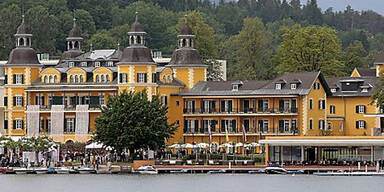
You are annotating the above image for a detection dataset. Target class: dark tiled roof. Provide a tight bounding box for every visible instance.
[117,46,155,65]
[176,72,330,97]
[7,48,40,65]
[16,22,31,34]
[180,23,193,35]
[328,76,380,97]
[355,68,376,77]
[167,48,206,67]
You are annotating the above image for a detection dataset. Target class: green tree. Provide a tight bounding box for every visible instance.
[0,4,21,59]
[343,41,367,74]
[88,30,117,50]
[222,17,273,80]
[94,91,176,154]
[276,25,345,77]
[371,70,384,107]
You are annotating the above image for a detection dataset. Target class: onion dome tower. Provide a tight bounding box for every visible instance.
[117,12,155,65]
[7,15,40,65]
[61,18,84,60]
[167,18,207,88]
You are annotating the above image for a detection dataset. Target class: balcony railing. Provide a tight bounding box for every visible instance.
[36,104,102,111]
[183,108,298,114]
[183,127,298,135]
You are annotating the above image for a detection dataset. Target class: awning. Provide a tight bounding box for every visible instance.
[259,139,384,146]
[85,142,112,150]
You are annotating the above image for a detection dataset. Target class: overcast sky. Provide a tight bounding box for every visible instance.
[300,0,384,15]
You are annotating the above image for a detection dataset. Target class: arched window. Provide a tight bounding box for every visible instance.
[96,75,99,82]
[54,75,58,83]
[137,36,141,44]
[74,41,79,49]
[182,39,186,47]
[26,38,30,47]
[75,75,79,83]
[49,75,53,83]
[106,74,110,82]
[79,75,83,82]
[44,76,48,83]
[130,36,134,44]
[19,38,24,46]
[70,75,74,83]
[101,75,105,82]
[69,41,73,49]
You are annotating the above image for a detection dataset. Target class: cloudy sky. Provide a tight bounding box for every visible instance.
[300,0,384,15]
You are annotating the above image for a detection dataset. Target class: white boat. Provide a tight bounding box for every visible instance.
[77,167,96,174]
[56,167,71,174]
[314,171,384,176]
[34,168,48,174]
[264,166,288,174]
[136,165,158,175]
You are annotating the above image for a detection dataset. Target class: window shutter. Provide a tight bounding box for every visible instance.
[258,100,263,111]
[356,106,359,113]
[64,118,67,132]
[144,73,147,83]
[21,97,23,106]
[119,73,122,83]
[258,120,263,131]
[21,120,23,129]
[13,120,16,129]
[4,75,7,84]
[318,100,321,109]
[13,75,16,84]
[279,100,284,112]
[356,121,359,129]
[228,100,233,112]
[13,97,16,106]
[200,120,204,133]
[46,119,49,132]
[21,75,24,84]
[363,121,366,129]
[279,120,284,132]
[194,120,199,133]
[183,120,187,133]
[200,100,204,113]
[4,120,8,129]
[221,120,225,132]
[4,96,7,106]
[41,96,45,106]
[232,120,236,132]
[221,100,225,112]
[74,119,76,132]
[363,106,366,113]
[322,100,326,109]
[291,100,297,111]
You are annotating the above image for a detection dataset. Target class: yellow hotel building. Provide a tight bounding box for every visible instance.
[1,15,384,164]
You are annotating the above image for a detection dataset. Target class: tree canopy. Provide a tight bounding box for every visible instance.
[94,91,176,153]
[276,25,345,77]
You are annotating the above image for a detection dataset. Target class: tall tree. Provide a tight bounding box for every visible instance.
[276,25,345,77]
[0,4,21,60]
[94,91,176,154]
[88,30,117,50]
[222,17,273,80]
[343,41,367,73]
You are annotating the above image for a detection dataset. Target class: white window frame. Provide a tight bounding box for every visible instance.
[358,105,365,113]
[15,96,23,106]
[319,99,326,110]
[284,120,290,132]
[66,118,75,133]
[232,84,238,91]
[362,88,368,93]
[121,73,127,83]
[275,83,281,90]
[330,105,335,114]
[69,62,74,68]
[319,119,325,130]
[95,62,100,67]
[290,83,296,90]
[331,88,336,93]
[314,82,320,90]
[81,62,87,67]
[137,73,146,83]
[107,61,114,67]
[358,120,366,129]
[15,74,23,84]
[15,119,23,130]
[99,94,105,105]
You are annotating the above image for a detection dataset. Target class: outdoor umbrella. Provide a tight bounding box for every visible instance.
[197,143,209,148]
[169,144,181,149]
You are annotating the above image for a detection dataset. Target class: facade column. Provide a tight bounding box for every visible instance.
[371,146,374,162]
[301,146,305,162]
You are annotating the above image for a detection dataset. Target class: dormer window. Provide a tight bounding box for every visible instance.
[107,61,113,67]
[69,62,74,68]
[290,83,296,90]
[95,62,100,67]
[275,83,281,90]
[81,62,87,67]
[362,88,368,93]
[331,88,337,93]
[232,84,239,91]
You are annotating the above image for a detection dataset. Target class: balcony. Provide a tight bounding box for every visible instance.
[33,104,102,112]
[183,107,298,116]
[183,127,298,136]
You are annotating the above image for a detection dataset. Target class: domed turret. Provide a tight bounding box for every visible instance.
[118,12,155,65]
[61,17,84,60]
[7,15,40,65]
[167,18,206,68]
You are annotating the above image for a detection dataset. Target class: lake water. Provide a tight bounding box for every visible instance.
[0,174,382,192]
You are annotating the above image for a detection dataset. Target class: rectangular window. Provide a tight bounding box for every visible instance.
[15,74,23,84]
[81,62,87,67]
[15,119,23,129]
[356,120,366,129]
[4,119,8,129]
[290,83,296,90]
[47,119,51,133]
[99,95,105,105]
[356,105,366,114]
[69,62,74,67]
[65,118,75,133]
[186,119,197,133]
[314,82,320,90]
[330,105,335,114]
[291,120,297,132]
[309,119,313,130]
[40,119,44,132]
[221,100,233,113]
[107,61,113,67]
[14,96,23,106]
[95,62,100,67]
[120,73,127,83]
[221,119,236,132]
[319,99,326,110]
[275,83,281,90]
[319,119,325,130]
[186,100,195,113]
[309,99,313,110]
[137,73,147,83]
[284,120,290,132]
[161,95,167,106]
[327,122,332,131]
[176,101,180,106]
